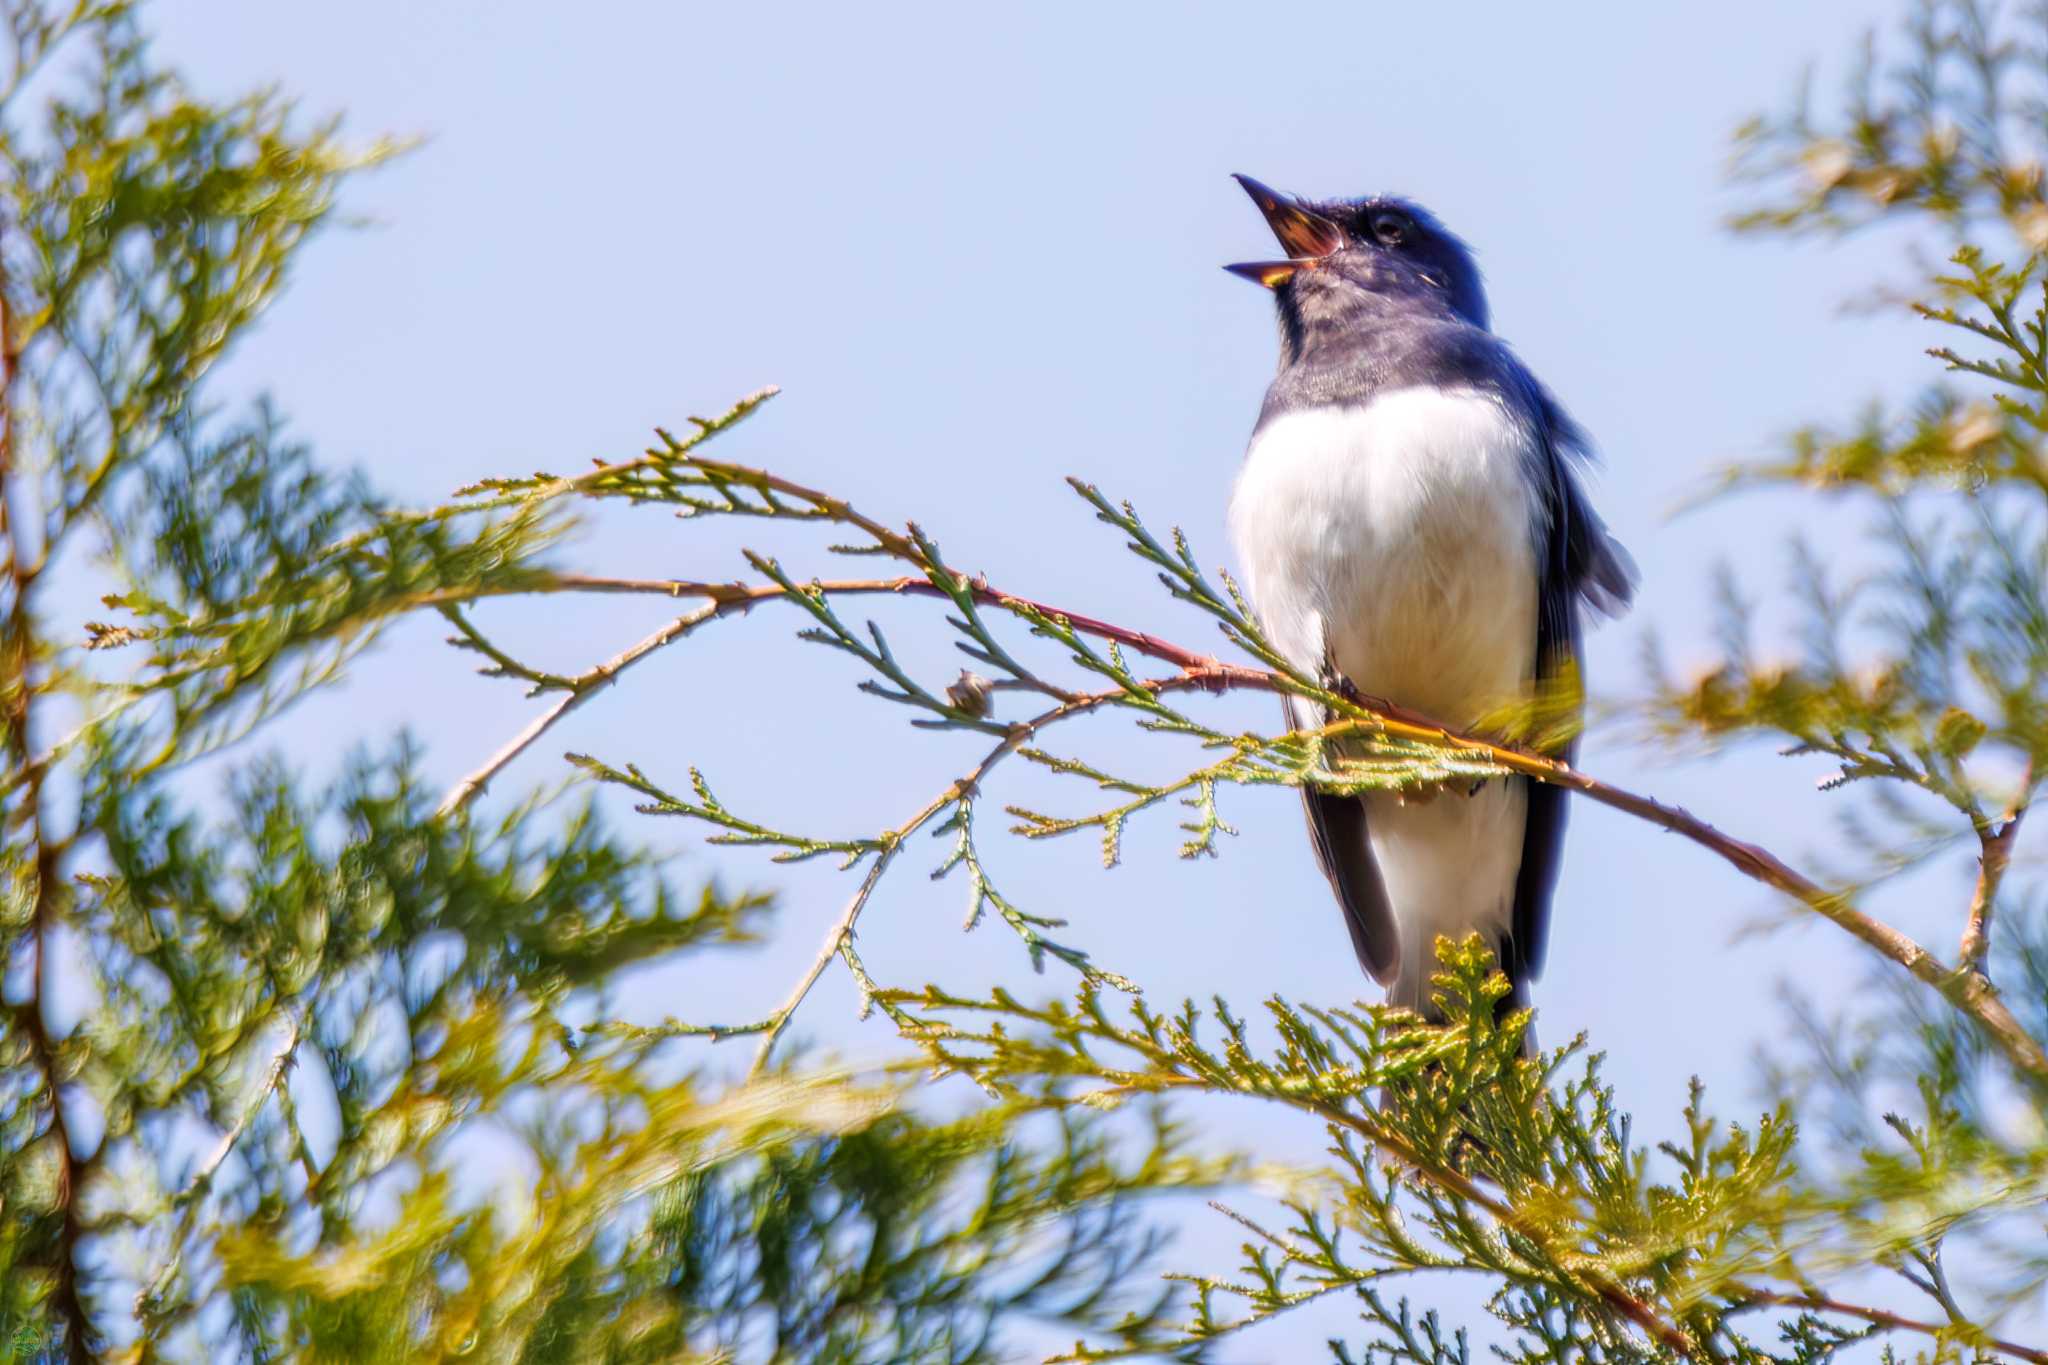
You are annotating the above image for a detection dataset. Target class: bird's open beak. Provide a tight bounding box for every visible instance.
[1226,173,1344,289]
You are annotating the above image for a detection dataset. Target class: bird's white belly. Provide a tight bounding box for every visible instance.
[1228,387,1542,998]
[1228,388,1541,721]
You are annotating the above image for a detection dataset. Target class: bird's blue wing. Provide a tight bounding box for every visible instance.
[1506,382,1635,993]
[1287,695,1401,986]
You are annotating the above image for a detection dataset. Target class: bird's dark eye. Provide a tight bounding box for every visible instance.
[1370,212,1409,247]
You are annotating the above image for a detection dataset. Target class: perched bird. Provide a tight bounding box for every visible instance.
[1225,174,1634,1021]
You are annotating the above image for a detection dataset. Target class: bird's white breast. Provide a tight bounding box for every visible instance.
[1228,387,1543,1001]
[1228,387,1541,724]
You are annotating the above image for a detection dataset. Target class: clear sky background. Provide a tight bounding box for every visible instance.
[130,2,1957,1356]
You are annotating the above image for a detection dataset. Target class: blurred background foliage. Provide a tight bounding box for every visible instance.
[0,1,2043,1363]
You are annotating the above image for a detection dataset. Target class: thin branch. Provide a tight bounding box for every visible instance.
[436,572,1227,818]
[1737,1289,2047,1365]
[173,1015,300,1210]
[1908,1244,1969,1328]
[439,689,581,817]
[482,572,1225,675]
[437,599,724,815]
[747,835,909,1076]
[438,603,574,693]
[1959,758,2032,976]
[136,1011,303,1322]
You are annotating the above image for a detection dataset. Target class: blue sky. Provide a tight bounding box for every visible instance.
[139,1,1946,1353]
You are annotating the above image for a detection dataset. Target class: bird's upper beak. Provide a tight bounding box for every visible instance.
[1226,173,1345,289]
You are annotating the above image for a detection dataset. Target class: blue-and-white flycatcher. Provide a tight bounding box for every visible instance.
[1226,175,1635,1019]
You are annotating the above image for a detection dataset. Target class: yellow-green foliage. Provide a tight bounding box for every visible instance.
[3,2,2047,1363]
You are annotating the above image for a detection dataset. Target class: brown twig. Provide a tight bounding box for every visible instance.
[1737,1289,2047,1364]
[136,1011,303,1323]
[507,571,1220,674]
[1960,759,2032,977]
[747,834,910,1075]
[437,599,728,815]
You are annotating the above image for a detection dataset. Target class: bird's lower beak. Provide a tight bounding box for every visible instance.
[1226,173,1344,289]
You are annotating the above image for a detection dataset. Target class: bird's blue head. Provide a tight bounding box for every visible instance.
[1226,174,1489,333]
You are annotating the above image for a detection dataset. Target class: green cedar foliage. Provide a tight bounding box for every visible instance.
[0,7,1228,1363]
[2,1,2046,1364]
